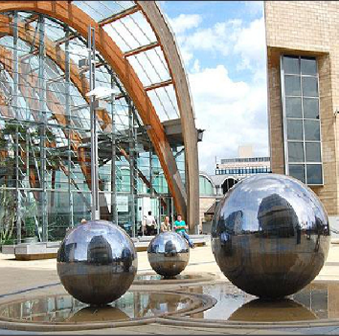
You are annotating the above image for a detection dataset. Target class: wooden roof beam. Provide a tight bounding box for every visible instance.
[124,41,159,58]
[98,5,139,27]
[145,79,172,92]
[54,32,78,46]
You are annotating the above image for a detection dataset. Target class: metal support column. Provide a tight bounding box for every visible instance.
[38,15,48,242]
[110,73,118,224]
[149,141,153,197]
[88,25,100,221]
[65,27,74,228]
[12,12,21,244]
[128,102,137,237]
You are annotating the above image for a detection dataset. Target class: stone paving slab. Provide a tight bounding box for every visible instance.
[1,243,339,334]
[247,329,302,335]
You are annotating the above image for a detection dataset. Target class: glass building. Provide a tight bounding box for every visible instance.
[0,1,199,244]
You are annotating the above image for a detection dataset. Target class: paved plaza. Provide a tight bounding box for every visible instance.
[0,242,339,335]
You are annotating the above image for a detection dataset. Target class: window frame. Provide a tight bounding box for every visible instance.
[280,55,324,186]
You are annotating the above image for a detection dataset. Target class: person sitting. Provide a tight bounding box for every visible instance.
[142,211,157,236]
[160,216,171,232]
[173,214,194,248]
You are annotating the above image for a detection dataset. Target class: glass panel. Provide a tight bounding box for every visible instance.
[304,120,320,141]
[285,76,301,96]
[47,191,70,241]
[289,164,305,183]
[306,142,321,162]
[283,56,299,74]
[303,98,319,119]
[288,142,304,162]
[307,164,323,184]
[287,119,303,140]
[302,77,318,97]
[286,97,302,118]
[301,58,317,76]
[72,191,91,226]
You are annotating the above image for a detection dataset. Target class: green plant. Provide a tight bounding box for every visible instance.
[0,187,16,244]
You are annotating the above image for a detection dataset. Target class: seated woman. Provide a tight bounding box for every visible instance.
[160,216,171,232]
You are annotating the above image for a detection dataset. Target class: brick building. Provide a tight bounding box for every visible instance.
[265,1,339,229]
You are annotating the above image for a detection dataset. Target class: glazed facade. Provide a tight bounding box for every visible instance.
[0,4,192,244]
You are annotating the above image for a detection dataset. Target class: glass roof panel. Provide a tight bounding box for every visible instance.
[127,47,170,87]
[68,2,182,123]
[44,18,66,42]
[147,85,179,122]
[103,11,156,53]
[73,1,135,22]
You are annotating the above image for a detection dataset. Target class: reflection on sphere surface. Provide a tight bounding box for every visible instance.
[211,174,330,298]
[147,232,189,277]
[57,220,137,305]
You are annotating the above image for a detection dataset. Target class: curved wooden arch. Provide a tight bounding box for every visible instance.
[137,2,199,230]
[0,16,167,207]
[0,1,187,217]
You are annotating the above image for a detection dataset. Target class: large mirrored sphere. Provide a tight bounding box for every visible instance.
[57,220,137,306]
[147,232,189,277]
[212,174,330,299]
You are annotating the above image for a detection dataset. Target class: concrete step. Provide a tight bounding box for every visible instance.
[1,234,209,260]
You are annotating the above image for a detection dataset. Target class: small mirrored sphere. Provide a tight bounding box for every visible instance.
[211,174,330,299]
[57,220,137,305]
[147,232,189,277]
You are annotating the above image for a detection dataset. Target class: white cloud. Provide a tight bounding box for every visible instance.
[233,17,266,73]
[189,65,249,106]
[164,8,269,173]
[171,11,266,76]
[182,19,242,58]
[169,14,202,34]
[188,64,268,173]
[192,59,201,73]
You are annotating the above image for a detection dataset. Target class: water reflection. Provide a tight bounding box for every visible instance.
[67,306,128,322]
[0,291,193,323]
[188,281,339,322]
[135,274,198,281]
[229,299,317,322]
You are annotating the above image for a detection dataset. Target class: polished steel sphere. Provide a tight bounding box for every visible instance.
[57,220,137,305]
[211,174,330,299]
[147,232,189,277]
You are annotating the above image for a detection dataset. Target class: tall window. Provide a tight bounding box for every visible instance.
[281,55,323,185]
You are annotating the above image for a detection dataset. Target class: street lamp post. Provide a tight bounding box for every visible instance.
[87,26,100,221]
[86,25,120,222]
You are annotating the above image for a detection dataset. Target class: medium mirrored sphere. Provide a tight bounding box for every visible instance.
[211,174,330,299]
[57,220,137,305]
[147,232,189,277]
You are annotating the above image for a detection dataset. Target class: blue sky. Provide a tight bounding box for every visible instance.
[159,1,268,174]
